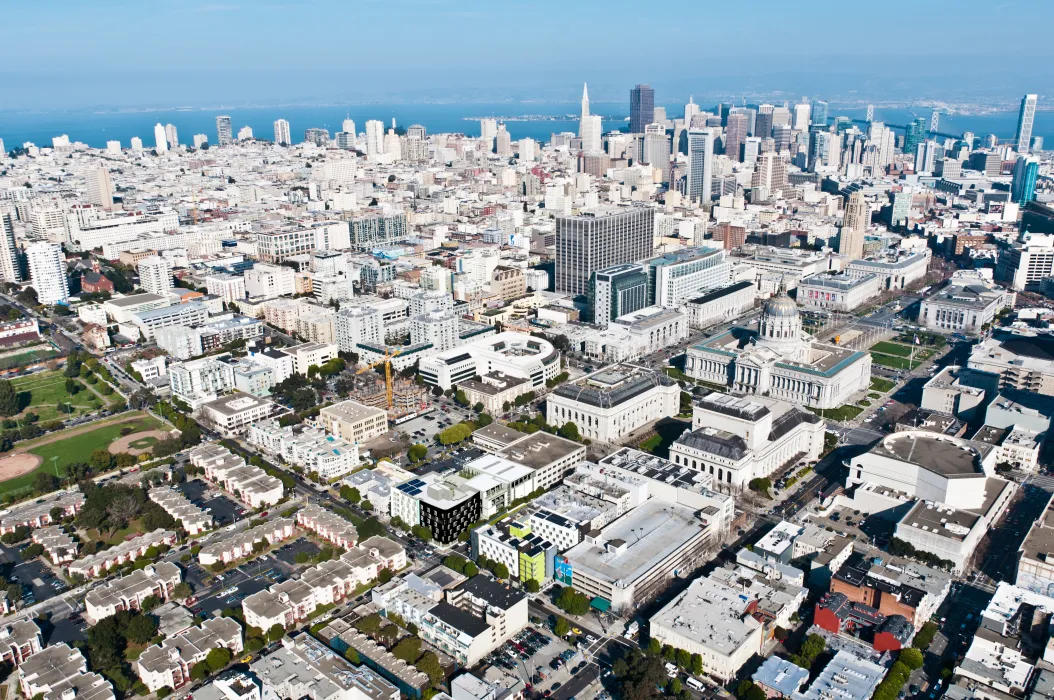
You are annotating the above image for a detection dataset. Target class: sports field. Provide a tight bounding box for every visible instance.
[9,371,101,422]
[0,413,164,497]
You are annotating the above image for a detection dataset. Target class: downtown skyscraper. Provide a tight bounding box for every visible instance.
[555,207,655,296]
[630,84,655,133]
[1016,94,1038,153]
[684,129,714,203]
[579,83,602,153]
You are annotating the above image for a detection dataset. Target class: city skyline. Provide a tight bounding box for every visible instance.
[2,0,1053,110]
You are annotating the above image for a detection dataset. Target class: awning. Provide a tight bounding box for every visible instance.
[590,597,611,612]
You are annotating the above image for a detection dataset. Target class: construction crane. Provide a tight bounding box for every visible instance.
[355,347,404,410]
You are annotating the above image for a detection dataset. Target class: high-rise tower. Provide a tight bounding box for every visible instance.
[840,191,868,260]
[579,83,602,153]
[274,119,291,145]
[1016,94,1038,153]
[216,116,233,146]
[685,129,714,203]
[629,84,655,134]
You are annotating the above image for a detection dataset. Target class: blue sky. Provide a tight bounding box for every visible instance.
[2,0,1051,109]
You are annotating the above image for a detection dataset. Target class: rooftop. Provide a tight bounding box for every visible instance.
[791,650,885,700]
[898,501,981,543]
[498,432,584,471]
[562,499,708,586]
[871,431,990,477]
[552,364,675,409]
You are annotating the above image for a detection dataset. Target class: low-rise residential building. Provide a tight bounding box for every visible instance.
[242,538,405,629]
[189,443,285,508]
[418,576,528,667]
[319,400,389,444]
[792,650,885,700]
[18,644,114,700]
[199,391,277,436]
[83,563,183,622]
[547,364,679,443]
[752,656,809,698]
[0,620,43,667]
[31,526,78,564]
[197,518,297,566]
[136,618,243,693]
[149,486,213,535]
[248,420,360,480]
[0,491,84,534]
[68,530,178,579]
[249,634,399,700]
[297,505,359,549]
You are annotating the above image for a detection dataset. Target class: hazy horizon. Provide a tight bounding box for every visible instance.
[2,0,1051,111]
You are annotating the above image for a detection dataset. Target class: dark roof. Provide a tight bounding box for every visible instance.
[458,575,526,610]
[768,408,821,442]
[676,429,748,461]
[553,370,675,409]
[429,601,489,637]
[997,332,1054,362]
[688,280,754,305]
[879,615,914,643]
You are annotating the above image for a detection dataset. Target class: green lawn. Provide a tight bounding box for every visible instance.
[0,414,164,497]
[637,418,690,458]
[870,341,914,357]
[870,377,896,393]
[808,404,864,421]
[871,352,922,371]
[10,372,99,422]
[639,435,662,453]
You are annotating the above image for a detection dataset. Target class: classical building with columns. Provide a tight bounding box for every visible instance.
[683,283,871,409]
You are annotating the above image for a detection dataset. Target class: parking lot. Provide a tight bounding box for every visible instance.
[178,478,247,526]
[273,538,321,566]
[189,554,291,618]
[0,544,69,606]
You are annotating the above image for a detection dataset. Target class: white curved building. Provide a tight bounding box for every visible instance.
[419,331,560,390]
[847,430,997,509]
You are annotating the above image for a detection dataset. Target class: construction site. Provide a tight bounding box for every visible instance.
[348,372,432,420]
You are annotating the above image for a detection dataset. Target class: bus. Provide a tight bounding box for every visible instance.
[686,678,705,692]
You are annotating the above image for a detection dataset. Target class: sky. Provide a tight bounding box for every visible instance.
[2,0,1052,110]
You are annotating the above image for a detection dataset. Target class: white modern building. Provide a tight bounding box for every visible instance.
[419,331,560,391]
[25,242,69,305]
[200,391,277,436]
[137,256,173,296]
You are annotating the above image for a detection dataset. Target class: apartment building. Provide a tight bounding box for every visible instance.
[0,620,43,667]
[149,487,213,535]
[197,518,297,567]
[31,526,78,564]
[83,563,182,622]
[283,341,338,375]
[131,302,209,341]
[136,618,243,693]
[248,420,360,480]
[319,400,389,444]
[68,530,178,579]
[200,392,277,436]
[0,491,83,534]
[188,444,285,509]
[18,644,115,700]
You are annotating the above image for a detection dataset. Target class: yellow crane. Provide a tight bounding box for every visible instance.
[355,348,404,410]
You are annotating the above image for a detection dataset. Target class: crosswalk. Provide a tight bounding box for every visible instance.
[1012,471,1054,491]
